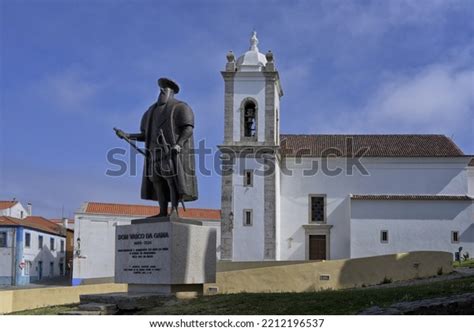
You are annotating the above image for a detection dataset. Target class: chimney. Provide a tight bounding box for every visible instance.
[27,202,32,216]
[62,217,68,229]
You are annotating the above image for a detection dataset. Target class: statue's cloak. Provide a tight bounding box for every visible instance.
[139,98,198,202]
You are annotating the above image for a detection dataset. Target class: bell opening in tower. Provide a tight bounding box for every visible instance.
[244,101,256,137]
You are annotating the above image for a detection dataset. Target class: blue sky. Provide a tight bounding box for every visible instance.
[1,0,473,218]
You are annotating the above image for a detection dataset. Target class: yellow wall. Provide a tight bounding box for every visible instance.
[208,251,453,294]
[0,283,127,314]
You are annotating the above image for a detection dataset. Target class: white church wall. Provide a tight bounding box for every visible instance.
[275,158,281,260]
[279,157,470,261]
[468,167,474,196]
[350,200,473,258]
[232,157,266,261]
[233,74,266,142]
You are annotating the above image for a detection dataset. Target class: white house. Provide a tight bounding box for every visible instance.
[219,32,474,262]
[72,201,221,285]
[0,200,31,219]
[0,215,67,286]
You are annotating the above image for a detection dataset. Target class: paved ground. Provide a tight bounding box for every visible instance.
[0,277,71,291]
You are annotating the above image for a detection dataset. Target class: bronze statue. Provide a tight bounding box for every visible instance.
[115,78,198,217]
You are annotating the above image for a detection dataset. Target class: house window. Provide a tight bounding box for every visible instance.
[243,209,253,226]
[0,232,7,247]
[309,195,326,223]
[38,235,43,249]
[25,232,31,248]
[50,238,55,251]
[20,211,24,219]
[451,231,459,243]
[49,262,54,277]
[243,101,256,137]
[243,170,253,187]
[60,240,65,253]
[380,230,389,243]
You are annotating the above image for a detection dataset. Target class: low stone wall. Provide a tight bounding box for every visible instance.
[0,283,127,314]
[208,251,453,294]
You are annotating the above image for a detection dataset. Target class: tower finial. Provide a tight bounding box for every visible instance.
[250,31,259,51]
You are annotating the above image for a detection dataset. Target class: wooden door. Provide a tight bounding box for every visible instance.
[309,235,326,260]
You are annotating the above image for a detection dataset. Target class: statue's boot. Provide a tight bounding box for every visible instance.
[169,207,180,220]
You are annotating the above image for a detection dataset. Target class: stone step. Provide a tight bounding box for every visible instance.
[78,303,118,314]
[80,292,167,311]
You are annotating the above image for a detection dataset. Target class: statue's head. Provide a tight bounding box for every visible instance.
[157,77,180,105]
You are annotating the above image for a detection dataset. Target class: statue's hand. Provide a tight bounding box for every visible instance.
[114,128,128,140]
[171,144,182,154]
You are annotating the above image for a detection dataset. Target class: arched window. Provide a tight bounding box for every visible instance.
[243,101,256,137]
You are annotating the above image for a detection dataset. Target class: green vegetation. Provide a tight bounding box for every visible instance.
[9,304,77,315]
[453,259,474,268]
[139,276,474,315]
[11,276,474,315]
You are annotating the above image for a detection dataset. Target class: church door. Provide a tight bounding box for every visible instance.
[309,235,326,260]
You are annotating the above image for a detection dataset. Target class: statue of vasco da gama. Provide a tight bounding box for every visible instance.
[115,78,198,217]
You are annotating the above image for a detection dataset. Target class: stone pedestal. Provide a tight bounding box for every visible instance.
[115,217,216,296]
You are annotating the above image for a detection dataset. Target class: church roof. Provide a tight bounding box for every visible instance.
[79,202,221,220]
[236,31,267,71]
[280,134,465,157]
[351,194,473,201]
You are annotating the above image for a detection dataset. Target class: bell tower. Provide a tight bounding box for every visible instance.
[219,32,283,261]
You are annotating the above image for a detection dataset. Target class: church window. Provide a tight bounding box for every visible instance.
[243,101,257,137]
[451,231,459,243]
[380,230,389,243]
[244,170,253,187]
[309,195,326,223]
[243,209,253,226]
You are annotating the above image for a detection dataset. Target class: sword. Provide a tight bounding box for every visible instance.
[157,129,186,212]
[113,127,146,156]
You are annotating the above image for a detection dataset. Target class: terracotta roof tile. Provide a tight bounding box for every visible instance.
[83,202,221,220]
[280,134,465,157]
[0,201,18,210]
[0,216,66,236]
[351,194,473,201]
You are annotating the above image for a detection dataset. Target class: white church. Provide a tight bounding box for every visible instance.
[219,32,474,262]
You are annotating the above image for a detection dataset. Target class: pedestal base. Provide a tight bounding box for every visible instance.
[115,216,216,296]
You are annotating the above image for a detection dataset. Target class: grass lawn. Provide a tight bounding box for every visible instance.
[138,276,474,315]
[453,259,474,268]
[9,304,78,315]
[10,276,474,315]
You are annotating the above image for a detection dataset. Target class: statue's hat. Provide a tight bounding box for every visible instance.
[158,77,180,94]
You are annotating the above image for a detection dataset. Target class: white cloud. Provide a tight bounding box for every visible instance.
[37,67,102,112]
[366,63,474,133]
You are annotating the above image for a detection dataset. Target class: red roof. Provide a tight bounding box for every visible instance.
[82,202,221,220]
[280,134,465,157]
[50,218,75,224]
[0,201,18,211]
[0,216,66,236]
